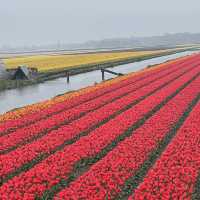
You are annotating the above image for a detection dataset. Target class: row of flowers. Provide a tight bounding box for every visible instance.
[0,60,194,179]
[0,54,193,126]
[0,64,199,199]
[0,56,194,153]
[54,70,200,200]
[130,98,200,199]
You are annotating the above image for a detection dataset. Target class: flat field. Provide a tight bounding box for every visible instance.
[3,48,182,72]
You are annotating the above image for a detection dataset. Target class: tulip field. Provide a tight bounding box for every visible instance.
[3,48,185,72]
[1,53,200,199]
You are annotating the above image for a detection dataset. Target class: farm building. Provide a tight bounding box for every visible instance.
[10,66,38,80]
[12,66,31,80]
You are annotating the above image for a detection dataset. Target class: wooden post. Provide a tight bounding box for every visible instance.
[101,69,105,81]
[66,71,70,83]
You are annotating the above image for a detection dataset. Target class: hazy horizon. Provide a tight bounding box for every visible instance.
[0,0,199,47]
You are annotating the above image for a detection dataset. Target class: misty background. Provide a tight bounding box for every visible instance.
[0,0,200,51]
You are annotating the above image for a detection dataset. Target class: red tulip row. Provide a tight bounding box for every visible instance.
[54,73,200,200]
[1,58,197,153]
[0,54,198,134]
[129,100,200,200]
[0,64,199,199]
[0,60,196,179]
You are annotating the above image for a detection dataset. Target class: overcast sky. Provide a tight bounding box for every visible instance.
[0,0,199,47]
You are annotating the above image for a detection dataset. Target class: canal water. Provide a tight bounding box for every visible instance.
[0,50,199,114]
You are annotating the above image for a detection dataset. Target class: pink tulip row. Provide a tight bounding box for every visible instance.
[1,57,198,153]
[0,63,199,199]
[54,73,200,200]
[0,54,198,135]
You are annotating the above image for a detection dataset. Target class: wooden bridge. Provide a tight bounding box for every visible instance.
[65,68,124,83]
[100,68,124,81]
